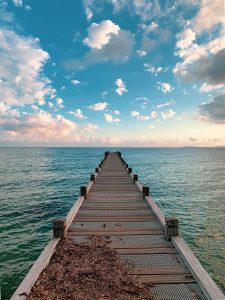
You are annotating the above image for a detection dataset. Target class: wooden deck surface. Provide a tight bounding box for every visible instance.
[68,152,209,299]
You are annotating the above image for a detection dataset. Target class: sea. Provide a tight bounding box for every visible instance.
[0,147,225,299]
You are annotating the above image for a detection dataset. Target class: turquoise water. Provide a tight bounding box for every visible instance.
[0,147,225,299]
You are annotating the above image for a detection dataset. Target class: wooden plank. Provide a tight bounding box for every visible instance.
[74,216,155,222]
[10,238,60,300]
[111,243,174,249]
[68,228,164,235]
[173,236,225,300]
[80,206,148,210]
[132,266,190,275]
[138,274,195,284]
[117,248,177,254]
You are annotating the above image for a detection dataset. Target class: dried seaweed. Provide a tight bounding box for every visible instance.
[27,237,153,300]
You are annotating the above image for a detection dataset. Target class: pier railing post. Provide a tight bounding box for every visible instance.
[128,167,132,174]
[133,174,138,182]
[53,218,67,239]
[142,186,149,198]
[165,217,179,241]
[105,151,109,157]
[90,174,95,182]
[117,151,121,158]
[95,167,99,174]
[80,186,87,198]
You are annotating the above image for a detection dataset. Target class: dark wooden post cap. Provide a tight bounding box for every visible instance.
[80,186,87,198]
[53,218,67,239]
[99,163,102,168]
[128,167,132,174]
[133,174,138,182]
[90,174,95,181]
[117,151,122,157]
[105,151,110,157]
[95,167,99,174]
[165,217,179,241]
[142,186,149,198]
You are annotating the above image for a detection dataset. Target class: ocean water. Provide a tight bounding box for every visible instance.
[0,147,225,299]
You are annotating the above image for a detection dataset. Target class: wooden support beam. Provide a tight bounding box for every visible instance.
[165,217,179,241]
[53,218,67,239]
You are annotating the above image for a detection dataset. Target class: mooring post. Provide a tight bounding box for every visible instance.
[133,174,138,182]
[99,163,102,168]
[95,167,99,174]
[117,151,121,158]
[53,218,67,239]
[80,186,87,198]
[142,186,149,198]
[90,174,95,182]
[105,151,109,157]
[128,167,132,174]
[125,163,128,169]
[165,217,179,241]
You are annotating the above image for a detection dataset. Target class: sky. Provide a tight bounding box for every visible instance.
[0,0,225,147]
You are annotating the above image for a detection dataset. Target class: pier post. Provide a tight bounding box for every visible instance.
[80,186,87,198]
[53,218,67,239]
[95,167,99,174]
[90,174,95,182]
[117,151,121,158]
[128,167,132,174]
[165,217,179,241]
[125,164,128,168]
[142,186,149,198]
[133,174,138,182]
[105,151,109,157]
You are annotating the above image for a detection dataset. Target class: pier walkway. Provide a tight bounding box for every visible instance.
[11,152,225,300]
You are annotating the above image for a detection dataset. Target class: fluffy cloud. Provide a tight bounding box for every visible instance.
[56,98,64,109]
[0,28,55,106]
[115,79,128,96]
[156,100,176,109]
[199,94,225,123]
[144,64,163,76]
[12,0,23,7]
[174,1,225,92]
[71,79,80,85]
[150,111,158,119]
[161,109,176,120]
[64,20,134,70]
[83,20,120,49]
[133,0,161,21]
[104,113,120,123]
[193,0,224,34]
[131,111,150,120]
[136,50,147,57]
[157,82,174,94]
[88,102,108,111]
[69,109,87,119]
[141,22,159,34]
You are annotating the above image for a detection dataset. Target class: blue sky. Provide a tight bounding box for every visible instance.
[0,0,225,146]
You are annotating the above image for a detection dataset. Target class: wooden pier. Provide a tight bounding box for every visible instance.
[11,152,225,300]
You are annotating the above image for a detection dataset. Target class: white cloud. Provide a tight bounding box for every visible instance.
[85,6,93,21]
[199,82,225,93]
[115,78,128,96]
[83,123,99,131]
[156,100,176,109]
[64,20,134,69]
[133,0,161,21]
[193,0,224,34]
[151,111,158,118]
[48,102,54,108]
[0,28,55,106]
[104,113,120,123]
[161,109,176,120]
[56,98,64,109]
[141,21,159,33]
[137,50,147,57]
[83,20,120,49]
[88,102,108,111]
[71,79,80,85]
[176,28,196,49]
[101,91,108,98]
[149,125,156,129]
[157,82,174,94]
[114,110,120,115]
[25,5,31,11]
[12,0,23,7]
[69,109,87,119]
[144,63,163,76]
[131,111,150,120]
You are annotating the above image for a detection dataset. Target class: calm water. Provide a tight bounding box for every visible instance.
[0,147,225,299]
